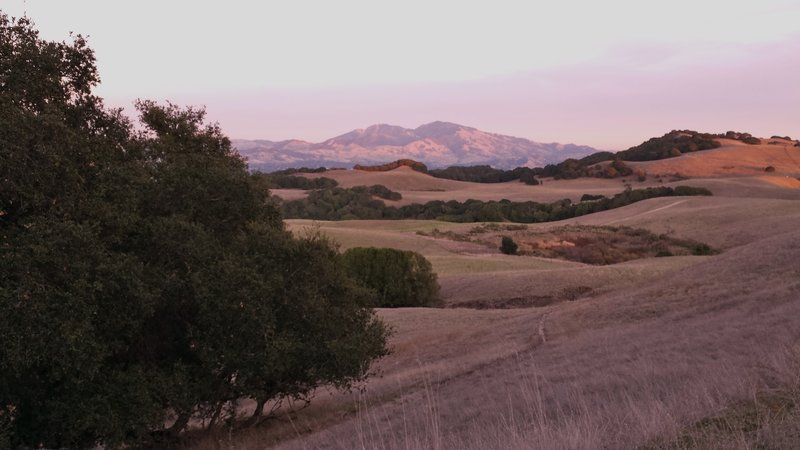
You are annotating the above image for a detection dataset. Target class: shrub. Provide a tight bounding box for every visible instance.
[365,184,402,200]
[692,243,714,255]
[341,248,441,307]
[580,194,606,202]
[500,236,519,255]
[764,166,776,173]
[674,186,713,196]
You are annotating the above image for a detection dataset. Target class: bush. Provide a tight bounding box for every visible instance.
[580,194,606,202]
[764,166,776,173]
[341,248,441,307]
[692,243,714,255]
[500,236,519,255]
[365,184,402,200]
[673,186,713,196]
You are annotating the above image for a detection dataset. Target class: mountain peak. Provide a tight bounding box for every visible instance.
[234,122,599,171]
[325,123,418,147]
[415,121,474,138]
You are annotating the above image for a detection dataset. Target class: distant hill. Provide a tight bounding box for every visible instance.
[232,122,599,171]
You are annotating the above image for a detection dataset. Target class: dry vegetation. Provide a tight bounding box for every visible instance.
[419,224,715,265]
[185,142,800,449]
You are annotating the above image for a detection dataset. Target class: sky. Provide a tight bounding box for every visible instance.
[4,0,800,149]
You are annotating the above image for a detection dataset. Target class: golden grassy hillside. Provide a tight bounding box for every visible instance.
[185,140,800,449]
[271,140,800,205]
[633,138,800,178]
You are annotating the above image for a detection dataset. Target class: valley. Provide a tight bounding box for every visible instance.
[188,136,800,449]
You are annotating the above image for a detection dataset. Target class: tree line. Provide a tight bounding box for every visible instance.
[281,185,712,223]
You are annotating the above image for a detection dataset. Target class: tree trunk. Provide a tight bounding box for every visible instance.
[168,411,192,437]
[245,397,267,427]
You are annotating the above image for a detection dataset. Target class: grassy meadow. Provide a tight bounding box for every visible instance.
[182,141,800,449]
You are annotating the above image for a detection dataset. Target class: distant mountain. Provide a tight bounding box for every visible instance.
[232,121,600,171]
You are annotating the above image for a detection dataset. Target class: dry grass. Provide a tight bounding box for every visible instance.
[293,165,653,205]
[269,141,800,208]
[426,224,714,265]
[264,228,800,450]
[633,139,800,179]
[183,161,800,449]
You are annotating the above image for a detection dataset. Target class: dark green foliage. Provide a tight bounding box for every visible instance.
[579,151,617,165]
[283,185,712,223]
[282,187,400,220]
[341,248,441,307]
[580,194,607,201]
[269,166,330,175]
[691,243,714,255]
[254,172,338,189]
[673,186,712,196]
[354,159,428,172]
[610,159,634,177]
[364,184,402,200]
[724,131,761,144]
[500,236,518,255]
[428,165,539,185]
[616,130,722,161]
[0,15,388,448]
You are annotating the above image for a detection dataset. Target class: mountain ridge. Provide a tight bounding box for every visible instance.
[233,121,599,171]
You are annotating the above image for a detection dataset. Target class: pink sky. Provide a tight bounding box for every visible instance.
[4,0,800,150]
[194,37,800,150]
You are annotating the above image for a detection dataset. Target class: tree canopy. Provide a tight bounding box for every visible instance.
[0,13,388,448]
[341,248,441,308]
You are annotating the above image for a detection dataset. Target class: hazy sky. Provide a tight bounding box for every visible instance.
[4,0,799,149]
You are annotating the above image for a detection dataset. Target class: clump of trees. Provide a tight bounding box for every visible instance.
[362,184,402,200]
[269,166,331,175]
[723,131,761,144]
[341,248,441,307]
[428,165,539,185]
[354,159,428,172]
[500,236,519,255]
[0,14,389,448]
[254,172,339,189]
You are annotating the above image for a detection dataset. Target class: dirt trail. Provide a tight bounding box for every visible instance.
[538,313,548,343]
[603,199,687,225]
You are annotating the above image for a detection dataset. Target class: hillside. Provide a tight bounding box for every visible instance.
[232,122,598,171]
[192,178,800,449]
[268,138,800,207]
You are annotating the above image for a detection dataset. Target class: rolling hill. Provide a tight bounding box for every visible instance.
[232,122,599,171]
